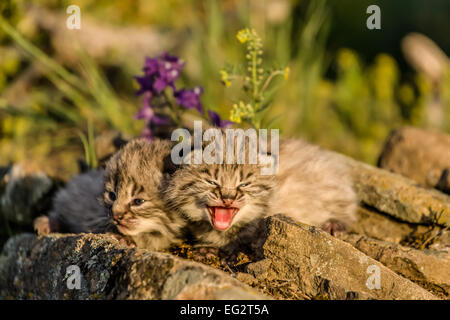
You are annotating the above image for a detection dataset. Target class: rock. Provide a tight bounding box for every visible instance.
[378,127,450,190]
[350,206,418,244]
[351,206,449,250]
[2,138,449,300]
[0,233,267,300]
[339,233,450,298]
[329,151,450,226]
[242,215,438,300]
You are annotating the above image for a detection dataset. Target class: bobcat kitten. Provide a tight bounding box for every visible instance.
[273,138,358,234]
[103,138,187,250]
[163,136,357,251]
[164,161,274,252]
[36,139,186,252]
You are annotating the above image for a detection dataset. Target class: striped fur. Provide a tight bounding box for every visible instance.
[163,137,358,251]
[103,138,187,250]
[273,138,358,229]
[164,161,275,251]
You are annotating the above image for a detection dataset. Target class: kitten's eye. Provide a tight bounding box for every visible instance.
[132,198,145,206]
[238,182,250,188]
[207,180,220,187]
[108,191,117,201]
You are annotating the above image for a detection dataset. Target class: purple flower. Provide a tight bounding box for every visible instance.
[155,52,184,92]
[143,57,159,75]
[134,53,185,140]
[154,53,184,92]
[134,92,170,140]
[134,75,154,96]
[208,110,233,128]
[174,87,203,113]
[135,53,185,95]
[134,95,170,124]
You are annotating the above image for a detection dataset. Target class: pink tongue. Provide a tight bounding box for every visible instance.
[213,207,234,230]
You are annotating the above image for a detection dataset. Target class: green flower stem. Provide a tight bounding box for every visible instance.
[162,91,183,127]
[252,48,258,100]
[259,70,284,97]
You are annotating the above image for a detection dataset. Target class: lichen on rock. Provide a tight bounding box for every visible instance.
[0,233,267,300]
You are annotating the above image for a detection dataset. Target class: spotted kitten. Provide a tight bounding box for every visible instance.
[164,160,275,252]
[35,139,186,252]
[163,137,357,251]
[103,138,187,250]
[273,138,358,234]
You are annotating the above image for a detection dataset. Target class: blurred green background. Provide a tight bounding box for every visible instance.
[1,0,449,179]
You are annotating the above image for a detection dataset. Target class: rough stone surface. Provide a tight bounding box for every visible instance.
[1,216,443,300]
[0,233,266,300]
[339,233,450,298]
[378,127,450,189]
[350,206,418,244]
[243,215,439,300]
[329,151,450,226]
[350,206,449,249]
[2,137,450,300]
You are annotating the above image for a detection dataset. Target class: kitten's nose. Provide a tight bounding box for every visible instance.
[113,212,124,221]
[222,198,234,207]
[112,203,128,220]
[221,187,236,203]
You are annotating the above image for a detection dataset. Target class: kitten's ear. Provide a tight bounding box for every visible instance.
[162,153,181,175]
[113,134,128,149]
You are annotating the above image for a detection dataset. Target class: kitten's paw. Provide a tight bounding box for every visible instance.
[34,216,51,235]
[192,246,220,263]
[220,254,238,268]
[106,232,136,247]
[321,219,347,237]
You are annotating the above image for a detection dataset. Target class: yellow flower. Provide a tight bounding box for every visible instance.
[230,113,242,123]
[236,28,252,43]
[220,70,231,87]
[337,48,358,70]
[283,67,290,80]
[230,105,242,123]
[230,101,255,123]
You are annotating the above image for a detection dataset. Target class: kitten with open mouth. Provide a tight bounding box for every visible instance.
[163,135,357,255]
[164,160,275,254]
[207,205,240,231]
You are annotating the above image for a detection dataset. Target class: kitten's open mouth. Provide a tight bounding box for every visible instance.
[207,206,239,231]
